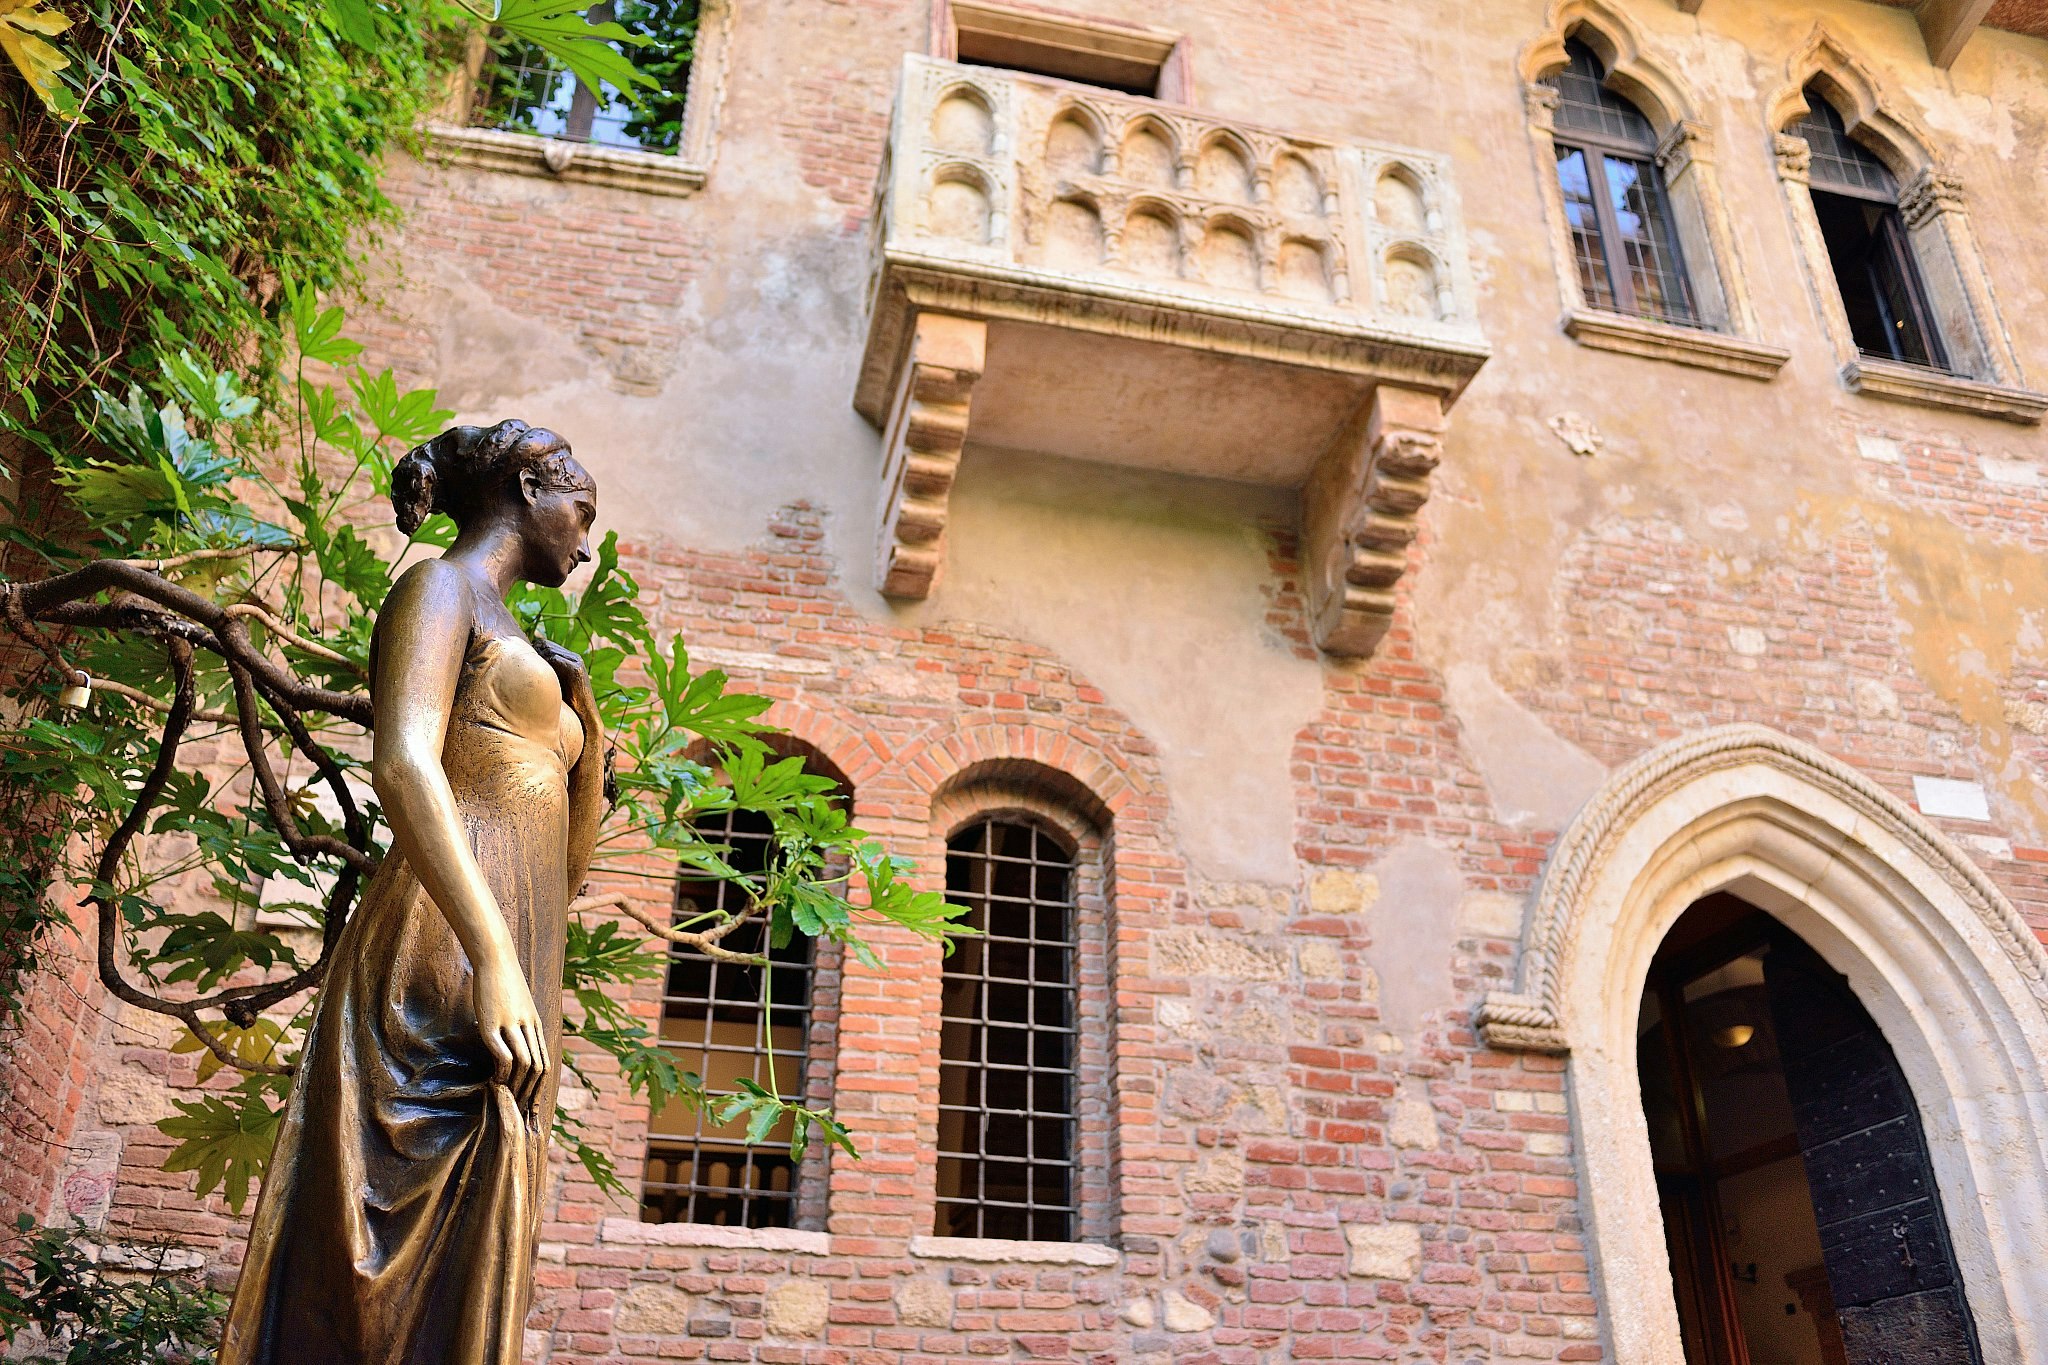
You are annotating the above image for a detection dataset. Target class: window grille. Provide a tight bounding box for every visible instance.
[472,0,695,154]
[1790,87,1946,371]
[936,819,1078,1241]
[1544,39,1695,324]
[1788,93,1897,200]
[641,806,815,1228]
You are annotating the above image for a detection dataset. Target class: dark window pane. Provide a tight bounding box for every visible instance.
[935,819,1079,1240]
[1810,189,1943,368]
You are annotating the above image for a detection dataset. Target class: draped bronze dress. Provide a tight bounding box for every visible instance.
[220,631,587,1365]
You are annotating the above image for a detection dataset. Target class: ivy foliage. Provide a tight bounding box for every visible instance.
[0,0,968,1270]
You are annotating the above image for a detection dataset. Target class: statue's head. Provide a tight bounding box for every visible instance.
[392,420,597,587]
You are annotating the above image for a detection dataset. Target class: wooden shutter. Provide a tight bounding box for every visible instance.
[1762,941,1983,1365]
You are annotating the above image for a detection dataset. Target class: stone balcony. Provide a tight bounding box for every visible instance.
[854,56,1491,656]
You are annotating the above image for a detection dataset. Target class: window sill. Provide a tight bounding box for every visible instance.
[909,1235,1119,1266]
[421,123,707,198]
[1564,309,1791,380]
[598,1217,831,1253]
[1842,358,2047,426]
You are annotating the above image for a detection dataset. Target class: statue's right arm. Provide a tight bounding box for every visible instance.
[369,560,550,1104]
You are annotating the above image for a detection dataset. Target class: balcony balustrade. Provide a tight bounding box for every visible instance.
[854,55,1491,655]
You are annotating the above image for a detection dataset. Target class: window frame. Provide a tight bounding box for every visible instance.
[1763,34,2044,421]
[934,815,1085,1243]
[636,749,849,1234]
[1516,14,1788,380]
[423,0,732,197]
[1551,132,1695,325]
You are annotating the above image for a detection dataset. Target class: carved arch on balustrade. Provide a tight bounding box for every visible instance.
[1516,0,1767,351]
[1476,723,2048,1365]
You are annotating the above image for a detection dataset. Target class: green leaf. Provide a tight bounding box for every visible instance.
[158,1089,282,1214]
[322,0,379,47]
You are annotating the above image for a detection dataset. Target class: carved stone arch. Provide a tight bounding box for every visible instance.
[1478,723,2048,1364]
[1041,98,1108,176]
[1518,0,1694,132]
[1767,25,1937,181]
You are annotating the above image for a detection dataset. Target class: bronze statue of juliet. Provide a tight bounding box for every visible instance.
[220,421,606,1365]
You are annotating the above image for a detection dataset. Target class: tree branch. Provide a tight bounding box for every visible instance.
[569,890,768,965]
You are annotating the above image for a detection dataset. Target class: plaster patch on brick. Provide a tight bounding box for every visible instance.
[1345,1222,1422,1279]
[1458,892,1524,937]
[1856,433,1902,464]
[1726,625,1768,657]
[1855,678,1903,719]
[1444,663,1607,830]
[1980,457,2040,488]
[1390,1096,1440,1150]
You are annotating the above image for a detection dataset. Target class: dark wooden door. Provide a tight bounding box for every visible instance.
[1762,939,1983,1365]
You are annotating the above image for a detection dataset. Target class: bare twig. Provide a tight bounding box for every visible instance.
[570,890,768,965]
[223,602,362,674]
[117,545,285,574]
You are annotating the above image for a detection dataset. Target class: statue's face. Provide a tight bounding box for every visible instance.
[518,458,597,587]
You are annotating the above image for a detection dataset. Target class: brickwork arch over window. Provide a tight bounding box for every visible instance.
[1516,0,1786,379]
[639,740,848,1231]
[1765,27,2044,422]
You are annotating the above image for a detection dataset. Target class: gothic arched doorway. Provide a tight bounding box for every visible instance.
[1639,893,1984,1365]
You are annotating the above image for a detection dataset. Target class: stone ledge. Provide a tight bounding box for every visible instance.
[598,1217,831,1253]
[1842,357,2048,425]
[420,123,707,198]
[1562,309,1791,380]
[909,1235,1119,1266]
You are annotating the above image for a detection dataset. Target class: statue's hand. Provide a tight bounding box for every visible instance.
[473,954,548,1109]
[531,637,592,701]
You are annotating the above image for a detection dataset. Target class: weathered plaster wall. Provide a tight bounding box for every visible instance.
[17,1,2048,1363]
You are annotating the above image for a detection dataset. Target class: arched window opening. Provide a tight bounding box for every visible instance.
[1638,894,1984,1365]
[936,818,1079,1241]
[1544,38,1694,323]
[1789,89,1946,372]
[641,792,840,1229]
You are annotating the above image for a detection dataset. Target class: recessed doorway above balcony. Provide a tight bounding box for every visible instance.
[853,56,1491,657]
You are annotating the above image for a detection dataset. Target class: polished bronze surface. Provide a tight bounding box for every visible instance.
[220,421,605,1365]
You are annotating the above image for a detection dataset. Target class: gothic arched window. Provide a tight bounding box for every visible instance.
[1545,39,1695,324]
[1789,87,1945,370]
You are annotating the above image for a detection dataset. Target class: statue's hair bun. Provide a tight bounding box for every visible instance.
[392,428,460,534]
[390,420,562,535]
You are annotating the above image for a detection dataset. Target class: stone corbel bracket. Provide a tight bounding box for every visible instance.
[875,313,988,598]
[1301,385,1446,657]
